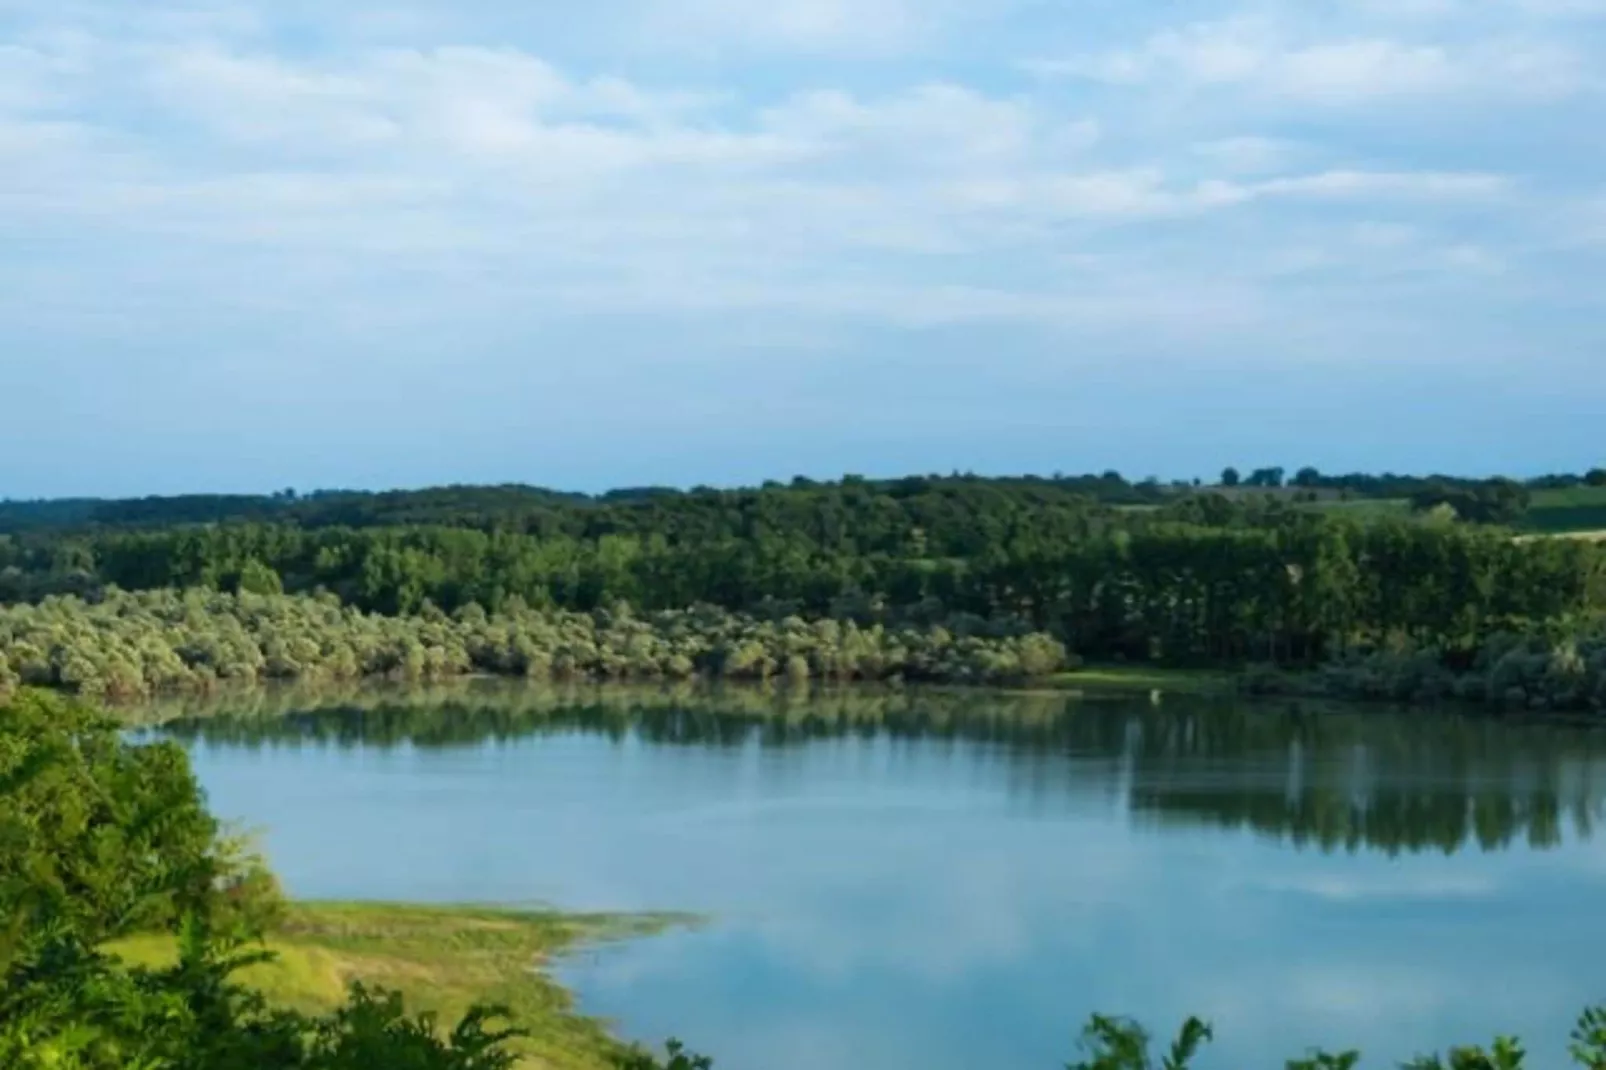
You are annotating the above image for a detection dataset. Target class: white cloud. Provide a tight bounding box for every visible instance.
[1254,170,1508,200]
[1501,0,1606,14]
[1275,39,1458,101]
[760,85,1041,166]
[0,0,1598,351]
[1192,135,1299,174]
[635,0,926,53]
[1034,15,1595,104]
[145,45,757,166]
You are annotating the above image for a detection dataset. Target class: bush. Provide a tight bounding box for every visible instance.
[0,590,1074,698]
[1308,627,1606,713]
[0,690,220,946]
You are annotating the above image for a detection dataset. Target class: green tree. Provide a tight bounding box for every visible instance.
[0,689,524,1070]
[0,691,220,950]
[235,558,285,596]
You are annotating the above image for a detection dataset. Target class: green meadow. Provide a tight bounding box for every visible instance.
[107,903,688,1070]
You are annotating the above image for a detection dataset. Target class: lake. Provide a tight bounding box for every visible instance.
[144,684,1606,1069]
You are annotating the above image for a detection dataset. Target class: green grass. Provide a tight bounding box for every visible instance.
[107,902,689,1070]
[1309,497,1412,517]
[1042,664,1241,696]
[1531,486,1606,508]
[1292,486,1606,536]
[1522,486,1606,535]
[110,930,351,1015]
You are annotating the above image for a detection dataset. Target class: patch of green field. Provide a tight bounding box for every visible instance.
[1516,529,1606,543]
[108,931,351,1015]
[107,902,688,1070]
[1042,664,1240,696]
[1522,486,1606,534]
[1531,486,1606,508]
[1306,497,1412,518]
[1289,486,1606,535]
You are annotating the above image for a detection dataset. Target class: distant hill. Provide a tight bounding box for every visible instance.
[3,466,1603,536]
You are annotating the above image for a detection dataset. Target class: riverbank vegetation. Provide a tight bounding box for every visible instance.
[107,903,676,1070]
[1242,627,1606,712]
[3,514,1602,666]
[3,468,1605,714]
[0,589,1070,700]
[0,686,686,1069]
[1046,664,1240,695]
[4,502,1603,634]
[0,687,613,1070]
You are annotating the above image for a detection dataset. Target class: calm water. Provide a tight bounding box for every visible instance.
[147,686,1606,1069]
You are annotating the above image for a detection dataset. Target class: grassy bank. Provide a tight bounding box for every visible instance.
[1043,664,1243,696]
[108,902,685,1070]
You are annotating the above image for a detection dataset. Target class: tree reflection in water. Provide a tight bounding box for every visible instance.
[140,681,1606,858]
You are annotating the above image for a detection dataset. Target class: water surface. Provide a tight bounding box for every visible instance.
[148,685,1606,1069]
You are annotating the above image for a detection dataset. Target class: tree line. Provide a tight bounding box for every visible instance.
[1244,627,1606,713]
[0,589,1070,700]
[0,475,1138,535]
[4,513,1603,667]
[4,465,1604,536]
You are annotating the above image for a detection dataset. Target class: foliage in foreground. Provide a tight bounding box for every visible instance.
[1059,1011,1606,1070]
[615,1007,1606,1070]
[3,933,526,1070]
[0,689,524,1069]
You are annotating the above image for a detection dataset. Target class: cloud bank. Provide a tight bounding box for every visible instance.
[1,0,1602,493]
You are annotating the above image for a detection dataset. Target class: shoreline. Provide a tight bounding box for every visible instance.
[108,900,695,1070]
[105,669,1242,725]
[102,666,1604,726]
[1037,665,1242,697]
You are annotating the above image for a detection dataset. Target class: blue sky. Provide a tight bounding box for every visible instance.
[2,0,1603,497]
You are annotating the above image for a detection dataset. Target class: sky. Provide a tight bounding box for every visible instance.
[2,0,1603,497]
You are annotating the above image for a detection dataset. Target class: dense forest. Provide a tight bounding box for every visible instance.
[4,514,1603,657]
[0,590,1070,698]
[2,468,1605,709]
[0,475,1144,534]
